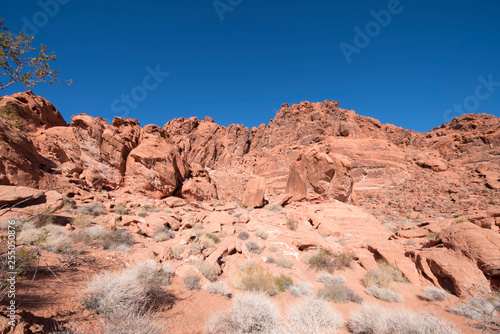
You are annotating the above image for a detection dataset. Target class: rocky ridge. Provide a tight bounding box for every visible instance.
[0,91,499,333]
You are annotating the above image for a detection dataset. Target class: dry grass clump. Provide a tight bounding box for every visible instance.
[99,311,164,334]
[239,264,278,296]
[189,241,203,255]
[317,273,346,284]
[289,282,314,297]
[366,286,404,303]
[114,203,128,215]
[423,286,449,301]
[245,241,261,254]
[276,253,294,269]
[207,293,281,334]
[152,226,175,241]
[317,283,363,304]
[238,231,249,240]
[81,260,168,318]
[206,281,231,297]
[172,244,184,259]
[183,275,201,290]
[18,223,71,253]
[285,297,344,334]
[306,248,354,273]
[77,202,107,216]
[349,303,459,334]
[362,262,407,291]
[256,229,268,240]
[76,226,134,252]
[286,218,298,230]
[450,293,500,331]
[195,261,221,282]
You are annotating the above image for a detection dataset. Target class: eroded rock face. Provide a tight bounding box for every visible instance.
[71,115,142,187]
[285,150,353,203]
[438,222,500,280]
[125,125,189,198]
[417,248,490,297]
[242,177,266,208]
[0,91,67,134]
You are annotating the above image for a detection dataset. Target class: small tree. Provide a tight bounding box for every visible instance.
[0,18,69,90]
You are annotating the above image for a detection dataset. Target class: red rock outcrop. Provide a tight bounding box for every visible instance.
[125,124,189,198]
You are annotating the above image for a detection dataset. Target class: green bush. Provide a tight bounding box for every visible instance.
[274,274,293,292]
[239,264,277,296]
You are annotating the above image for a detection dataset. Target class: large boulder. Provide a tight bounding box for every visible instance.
[437,222,500,280]
[125,125,189,198]
[285,150,353,202]
[181,177,218,201]
[241,177,266,208]
[417,248,490,297]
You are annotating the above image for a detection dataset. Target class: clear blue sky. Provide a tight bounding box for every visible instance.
[1,0,499,132]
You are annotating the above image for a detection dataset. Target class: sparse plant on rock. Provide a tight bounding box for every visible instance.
[245,241,261,254]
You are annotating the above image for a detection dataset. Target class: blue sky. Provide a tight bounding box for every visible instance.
[1,0,499,132]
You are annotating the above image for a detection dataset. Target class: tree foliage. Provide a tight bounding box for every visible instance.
[0,18,69,90]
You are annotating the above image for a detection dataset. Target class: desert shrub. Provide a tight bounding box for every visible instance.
[18,223,71,253]
[0,244,38,282]
[362,262,407,291]
[317,284,363,304]
[285,298,344,334]
[200,235,216,249]
[81,260,167,318]
[183,275,201,290]
[307,249,354,273]
[276,253,294,269]
[426,232,440,239]
[239,264,278,296]
[317,273,346,284]
[207,293,281,334]
[275,274,293,292]
[256,229,268,240]
[238,231,249,240]
[77,202,106,216]
[99,311,164,334]
[189,241,203,255]
[72,215,93,228]
[366,286,404,303]
[289,282,314,297]
[161,262,175,276]
[193,222,203,230]
[205,233,220,243]
[192,229,204,238]
[286,218,298,231]
[245,241,261,254]
[349,303,459,334]
[268,244,278,252]
[264,204,283,214]
[99,229,134,252]
[206,281,231,297]
[114,203,128,215]
[196,261,221,282]
[152,226,174,242]
[0,217,22,230]
[34,213,57,227]
[449,294,500,331]
[172,244,184,259]
[267,256,275,263]
[423,286,449,301]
